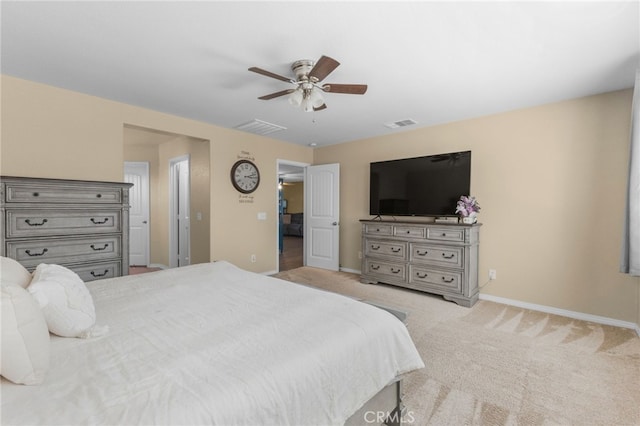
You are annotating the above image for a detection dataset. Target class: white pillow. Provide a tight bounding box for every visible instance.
[1,284,50,385]
[27,264,96,338]
[1,256,33,288]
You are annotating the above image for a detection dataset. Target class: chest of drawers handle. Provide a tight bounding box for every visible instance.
[33,192,39,197]
[96,194,102,198]
[371,265,380,270]
[25,248,48,257]
[90,217,109,225]
[370,245,380,250]
[442,276,455,283]
[416,272,428,279]
[391,268,401,274]
[90,243,109,251]
[25,218,48,227]
[391,247,401,253]
[442,253,455,259]
[90,269,109,278]
[417,250,428,256]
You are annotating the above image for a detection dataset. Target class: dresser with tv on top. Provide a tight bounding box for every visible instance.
[360,219,481,307]
[1,176,132,281]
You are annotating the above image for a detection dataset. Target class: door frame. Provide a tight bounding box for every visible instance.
[276,159,309,272]
[169,155,191,268]
[124,161,150,267]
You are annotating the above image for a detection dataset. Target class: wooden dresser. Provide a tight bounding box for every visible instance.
[360,219,481,307]
[1,176,133,281]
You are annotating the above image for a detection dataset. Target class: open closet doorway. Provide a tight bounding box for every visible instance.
[170,155,190,267]
[277,160,307,272]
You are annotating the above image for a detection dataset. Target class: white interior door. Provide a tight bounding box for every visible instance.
[305,163,340,271]
[170,156,190,267]
[124,162,150,266]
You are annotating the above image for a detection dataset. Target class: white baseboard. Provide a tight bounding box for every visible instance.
[340,267,360,274]
[148,263,168,269]
[479,293,640,337]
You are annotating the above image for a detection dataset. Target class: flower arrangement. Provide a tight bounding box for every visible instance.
[455,195,481,221]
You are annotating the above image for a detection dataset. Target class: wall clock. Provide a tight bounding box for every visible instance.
[230,159,260,194]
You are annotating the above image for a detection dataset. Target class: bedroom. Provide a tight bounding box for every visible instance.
[1,1,639,424]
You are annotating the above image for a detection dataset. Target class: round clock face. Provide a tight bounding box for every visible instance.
[231,160,260,194]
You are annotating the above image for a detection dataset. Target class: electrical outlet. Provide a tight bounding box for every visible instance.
[489,269,497,280]
[251,254,256,263]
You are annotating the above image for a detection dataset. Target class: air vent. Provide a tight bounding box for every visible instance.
[384,119,418,129]
[235,119,287,136]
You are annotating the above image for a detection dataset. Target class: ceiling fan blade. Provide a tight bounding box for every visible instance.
[309,56,340,82]
[313,103,327,112]
[258,89,295,100]
[322,84,368,95]
[249,67,293,83]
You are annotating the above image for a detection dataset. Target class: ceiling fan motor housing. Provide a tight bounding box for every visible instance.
[291,59,315,82]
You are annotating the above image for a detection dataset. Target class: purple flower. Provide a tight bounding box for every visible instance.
[456,195,480,217]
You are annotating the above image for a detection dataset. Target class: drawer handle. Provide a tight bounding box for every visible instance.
[371,265,380,270]
[90,243,109,251]
[32,192,40,197]
[25,248,48,257]
[441,233,447,237]
[25,218,48,227]
[391,268,401,274]
[96,194,102,198]
[90,269,109,278]
[442,277,455,283]
[417,250,428,256]
[416,272,428,279]
[406,230,411,234]
[391,247,401,253]
[371,245,380,250]
[442,253,455,259]
[90,217,109,225]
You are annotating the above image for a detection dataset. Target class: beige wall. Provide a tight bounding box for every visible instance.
[1,75,314,273]
[2,75,638,325]
[314,89,640,324]
[283,182,304,213]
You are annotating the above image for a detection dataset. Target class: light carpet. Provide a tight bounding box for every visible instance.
[274,267,640,426]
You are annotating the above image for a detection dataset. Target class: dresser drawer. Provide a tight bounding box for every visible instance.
[72,261,122,282]
[364,259,406,281]
[4,183,123,204]
[365,239,407,260]
[6,209,121,238]
[6,235,122,268]
[426,227,465,242]
[394,225,426,239]
[409,266,462,293]
[364,223,393,236]
[410,243,464,268]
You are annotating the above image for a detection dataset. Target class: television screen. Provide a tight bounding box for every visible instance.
[369,151,471,217]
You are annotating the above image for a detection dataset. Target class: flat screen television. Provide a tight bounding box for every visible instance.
[369,150,471,217]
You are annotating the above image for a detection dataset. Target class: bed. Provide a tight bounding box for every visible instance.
[1,260,424,425]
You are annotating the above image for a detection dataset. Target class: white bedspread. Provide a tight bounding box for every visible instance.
[2,261,424,425]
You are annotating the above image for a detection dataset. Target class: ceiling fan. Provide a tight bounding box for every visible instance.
[249,55,367,112]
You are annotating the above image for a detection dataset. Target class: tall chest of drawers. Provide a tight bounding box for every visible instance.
[1,176,133,281]
[360,219,481,307]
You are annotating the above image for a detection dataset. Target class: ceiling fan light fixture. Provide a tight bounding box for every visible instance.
[289,88,303,107]
[309,88,324,108]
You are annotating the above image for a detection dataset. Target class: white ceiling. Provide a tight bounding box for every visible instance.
[2,1,638,148]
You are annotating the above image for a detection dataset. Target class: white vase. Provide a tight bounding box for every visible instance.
[461,215,477,224]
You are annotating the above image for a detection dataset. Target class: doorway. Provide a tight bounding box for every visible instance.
[169,155,190,267]
[277,160,307,272]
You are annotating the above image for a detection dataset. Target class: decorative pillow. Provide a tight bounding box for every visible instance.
[27,264,96,338]
[1,256,33,289]
[1,284,50,385]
